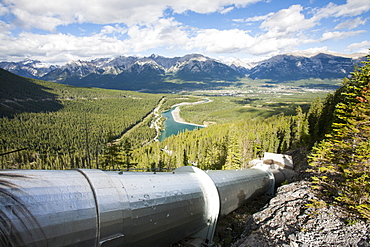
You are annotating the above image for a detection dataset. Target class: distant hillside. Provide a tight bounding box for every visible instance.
[0,68,63,117]
[40,54,243,92]
[248,53,366,81]
[0,52,366,92]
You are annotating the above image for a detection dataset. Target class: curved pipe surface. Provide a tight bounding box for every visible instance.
[0,165,287,246]
[0,170,97,246]
[206,168,274,216]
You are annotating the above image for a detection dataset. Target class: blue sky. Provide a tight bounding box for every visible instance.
[0,0,369,64]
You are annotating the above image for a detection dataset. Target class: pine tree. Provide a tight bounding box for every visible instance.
[307,97,323,145]
[101,132,124,170]
[122,138,135,171]
[182,149,188,166]
[223,134,241,170]
[310,54,370,219]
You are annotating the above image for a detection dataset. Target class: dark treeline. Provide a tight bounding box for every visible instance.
[0,70,164,169]
[0,95,161,169]
[0,69,206,170]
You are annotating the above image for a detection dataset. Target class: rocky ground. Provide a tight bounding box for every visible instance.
[229,181,369,247]
[216,149,370,247]
[175,149,369,247]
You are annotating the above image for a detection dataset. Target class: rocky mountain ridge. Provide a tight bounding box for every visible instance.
[0,59,58,79]
[0,52,366,91]
[248,53,366,81]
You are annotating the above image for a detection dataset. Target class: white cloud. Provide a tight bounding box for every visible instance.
[189,29,255,53]
[170,0,261,14]
[242,12,274,22]
[315,0,370,19]
[101,25,127,35]
[0,20,11,34]
[0,17,193,63]
[0,32,132,63]
[320,30,366,41]
[0,3,9,16]
[187,27,302,56]
[334,17,367,30]
[126,18,189,52]
[260,5,316,36]
[2,0,263,31]
[346,40,370,52]
[220,6,234,14]
[3,0,168,31]
[232,19,245,23]
[250,37,299,55]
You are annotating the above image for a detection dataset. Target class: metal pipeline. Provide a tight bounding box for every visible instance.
[0,160,293,247]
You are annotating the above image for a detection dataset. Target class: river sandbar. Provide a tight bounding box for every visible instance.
[171,107,205,127]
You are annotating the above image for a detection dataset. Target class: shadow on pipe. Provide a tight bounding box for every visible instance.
[0,173,47,247]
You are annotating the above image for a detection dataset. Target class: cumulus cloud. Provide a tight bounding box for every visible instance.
[0,32,131,63]
[126,18,189,52]
[227,2,368,56]
[0,17,191,63]
[189,29,255,53]
[101,25,127,35]
[187,27,302,56]
[260,5,316,35]
[2,0,263,31]
[3,0,168,31]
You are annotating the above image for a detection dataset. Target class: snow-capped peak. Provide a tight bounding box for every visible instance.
[133,59,163,71]
[226,58,257,70]
[22,58,35,65]
[190,55,208,62]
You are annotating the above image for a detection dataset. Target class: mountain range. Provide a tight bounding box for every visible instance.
[0,52,366,92]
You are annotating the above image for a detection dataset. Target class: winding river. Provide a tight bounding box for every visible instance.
[158,108,203,141]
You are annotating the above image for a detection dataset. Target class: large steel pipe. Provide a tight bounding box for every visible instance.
[0,165,285,246]
[206,168,274,216]
[0,167,219,247]
[0,170,98,246]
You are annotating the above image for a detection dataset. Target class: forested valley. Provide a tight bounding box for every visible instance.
[0,68,198,170]
[0,67,311,171]
[0,53,369,219]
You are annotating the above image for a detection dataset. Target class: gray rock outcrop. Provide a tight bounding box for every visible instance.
[231,181,370,247]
